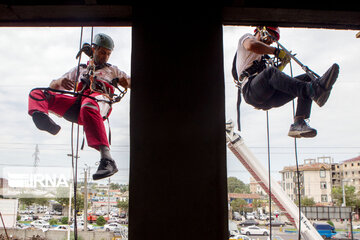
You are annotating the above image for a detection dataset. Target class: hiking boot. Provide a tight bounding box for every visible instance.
[288,119,317,138]
[92,158,118,180]
[311,63,339,107]
[32,111,61,135]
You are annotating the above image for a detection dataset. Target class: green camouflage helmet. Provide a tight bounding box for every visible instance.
[93,33,114,51]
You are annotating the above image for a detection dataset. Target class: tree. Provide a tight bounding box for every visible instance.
[96,216,106,226]
[117,199,129,212]
[300,197,315,206]
[332,186,358,207]
[230,198,248,213]
[228,177,250,193]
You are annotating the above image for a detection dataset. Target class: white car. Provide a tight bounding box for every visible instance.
[30,220,50,229]
[240,225,269,236]
[230,234,253,240]
[104,222,122,231]
[41,215,52,221]
[353,224,360,230]
[108,217,120,223]
[70,222,94,231]
[20,215,33,221]
[53,225,69,231]
[15,223,30,229]
[246,213,255,220]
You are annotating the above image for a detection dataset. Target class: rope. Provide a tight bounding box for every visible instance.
[71,26,84,240]
[265,110,273,239]
[289,60,302,240]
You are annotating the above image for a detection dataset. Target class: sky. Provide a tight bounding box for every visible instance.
[0,26,359,187]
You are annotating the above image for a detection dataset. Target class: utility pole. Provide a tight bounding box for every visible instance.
[84,166,88,232]
[67,181,72,240]
[108,178,111,219]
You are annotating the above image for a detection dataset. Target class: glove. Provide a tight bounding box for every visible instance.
[274,48,291,71]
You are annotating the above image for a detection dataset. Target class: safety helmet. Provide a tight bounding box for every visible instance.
[254,26,280,41]
[93,33,114,51]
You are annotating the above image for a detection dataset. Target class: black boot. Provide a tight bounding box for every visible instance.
[288,119,317,138]
[32,111,61,135]
[311,63,339,107]
[92,158,118,180]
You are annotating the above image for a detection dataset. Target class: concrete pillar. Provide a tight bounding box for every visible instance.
[130,5,228,240]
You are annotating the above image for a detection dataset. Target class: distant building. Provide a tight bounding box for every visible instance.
[280,157,333,205]
[249,177,266,196]
[0,178,8,188]
[336,156,360,193]
[228,193,261,204]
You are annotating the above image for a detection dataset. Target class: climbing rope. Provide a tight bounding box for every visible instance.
[266,110,273,240]
[289,60,302,240]
[71,25,85,240]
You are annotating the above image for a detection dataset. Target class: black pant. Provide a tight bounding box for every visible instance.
[242,67,312,119]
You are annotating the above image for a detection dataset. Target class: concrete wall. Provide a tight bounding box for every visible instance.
[1,228,116,240]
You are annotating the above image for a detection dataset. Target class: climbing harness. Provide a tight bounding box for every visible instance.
[29,27,128,240]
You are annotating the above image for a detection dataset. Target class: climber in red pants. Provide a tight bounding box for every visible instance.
[28,33,131,180]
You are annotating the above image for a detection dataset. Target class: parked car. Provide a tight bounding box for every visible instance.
[41,215,52,221]
[15,223,29,229]
[20,215,33,221]
[230,234,253,240]
[353,224,360,230]
[70,222,94,231]
[313,223,336,239]
[239,220,259,227]
[258,214,267,221]
[240,226,269,236]
[30,220,50,229]
[233,212,242,221]
[331,232,350,240]
[119,218,128,224]
[53,225,69,231]
[229,220,240,236]
[265,220,286,227]
[108,217,120,223]
[104,223,123,232]
[246,213,255,220]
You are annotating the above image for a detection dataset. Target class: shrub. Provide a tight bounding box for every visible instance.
[60,217,68,224]
[327,220,334,227]
[96,216,106,226]
[49,218,58,226]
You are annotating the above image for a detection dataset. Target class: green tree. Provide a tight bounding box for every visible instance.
[56,187,84,211]
[18,193,36,207]
[332,186,358,206]
[227,177,250,193]
[61,217,69,224]
[110,183,121,190]
[49,218,58,226]
[230,198,248,213]
[117,199,129,212]
[96,216,106,226]
[300,196,315,206]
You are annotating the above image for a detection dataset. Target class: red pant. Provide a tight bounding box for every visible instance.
[28,89,109,150]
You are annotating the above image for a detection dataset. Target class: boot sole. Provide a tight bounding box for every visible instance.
[288,130,317,138]
[316,64,339,107]
[92,168,118,181]
[32,111,61,135]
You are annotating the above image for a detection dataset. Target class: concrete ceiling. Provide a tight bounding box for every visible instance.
[1,1,360,29]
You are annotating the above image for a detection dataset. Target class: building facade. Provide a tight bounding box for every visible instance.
[280,157,333,205]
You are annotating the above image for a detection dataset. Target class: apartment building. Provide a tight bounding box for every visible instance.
[336,156,360,193]
[249,177,267,196]
[280,157,333,205]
